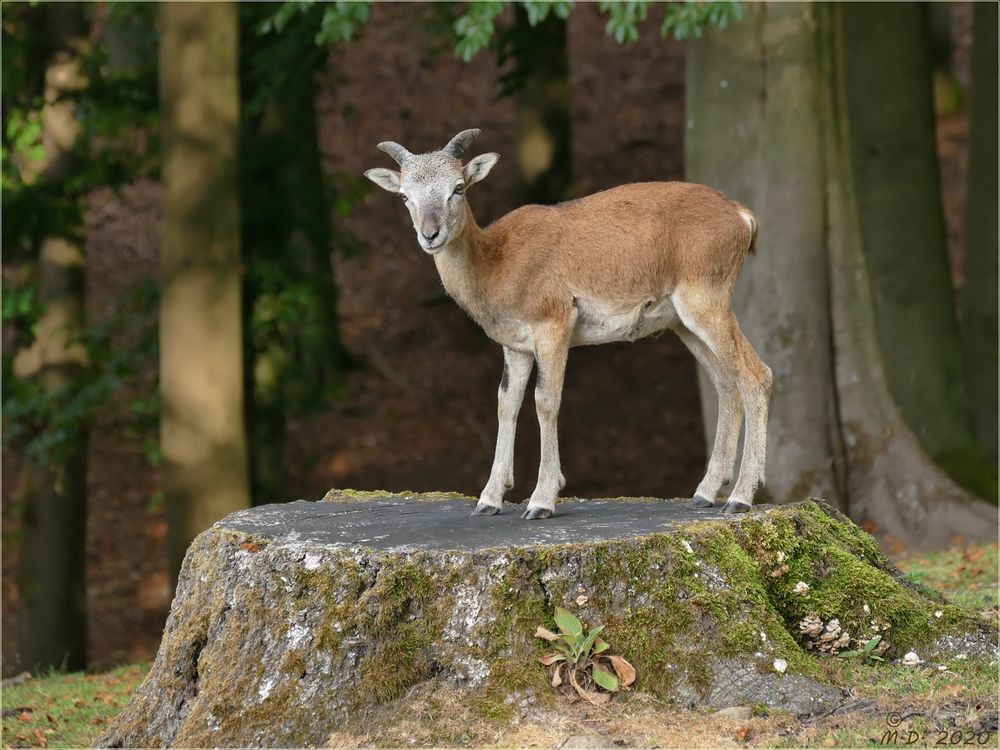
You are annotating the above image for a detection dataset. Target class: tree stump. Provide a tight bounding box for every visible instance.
[98,492,987,747]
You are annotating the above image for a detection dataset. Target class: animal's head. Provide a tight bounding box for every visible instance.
[364,129,500,254]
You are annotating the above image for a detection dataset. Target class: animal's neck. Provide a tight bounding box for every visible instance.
[433,203,495,305]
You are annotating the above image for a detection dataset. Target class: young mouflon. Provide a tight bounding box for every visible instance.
[365,128,771,521]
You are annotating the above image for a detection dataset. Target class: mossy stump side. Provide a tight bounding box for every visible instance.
[97,494,982,747]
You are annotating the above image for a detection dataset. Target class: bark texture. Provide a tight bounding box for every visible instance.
[686,3,998,546]
[686,2,844,509]
[13,3,89,672]
[159,2,250,577]
[97,492,986,748]
[962,1,998,465]
[842,2,992,498]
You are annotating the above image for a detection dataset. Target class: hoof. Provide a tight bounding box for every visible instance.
[722,500,752,515]
[471,502,501,516]
[521,506,553,521]
[689,494,716,508]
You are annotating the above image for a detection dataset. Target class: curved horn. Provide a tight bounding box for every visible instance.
[443,128,481,158]
[377,141,412,165]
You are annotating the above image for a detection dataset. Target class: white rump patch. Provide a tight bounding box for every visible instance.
[738,209,756,250]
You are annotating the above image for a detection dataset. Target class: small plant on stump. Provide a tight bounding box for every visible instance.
[535,606,636,704]
[837,634,888,664]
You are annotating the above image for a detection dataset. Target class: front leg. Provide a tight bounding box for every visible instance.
[474,347,534,515]
[523,314,574,521]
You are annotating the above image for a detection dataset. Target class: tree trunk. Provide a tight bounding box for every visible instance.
[823,2,995,547]
[507,6,572,204]
[686,2,845,509]
[685,2,997,548]
[100,492,980,747]
[12,3,89,673]
[159,1,250,578]
[961,1,998,465]
[841,2,994,499]
[239,17,351,505]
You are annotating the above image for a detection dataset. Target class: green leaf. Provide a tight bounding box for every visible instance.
[593,637,610,653]
[591,663,619,692]
[863,635,882,654]
[554,606,584,640]
[577,624,606,659]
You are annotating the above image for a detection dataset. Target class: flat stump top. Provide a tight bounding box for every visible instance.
[217,495,748,551]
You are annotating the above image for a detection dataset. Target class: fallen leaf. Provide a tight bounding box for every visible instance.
[940,683,966,697]
[535,626,560,642]
[32,728,47,747]
[73,700,86,709]
[91,717,106,725]
[240,542,259,553]
[540,653,564,666]
[19,710,34,723]
[552,663,564,687]
[45,714,56,725]
[735,726,755,745]
[606,655,636,688]
[822,738,836,747]
[569,668,610,705]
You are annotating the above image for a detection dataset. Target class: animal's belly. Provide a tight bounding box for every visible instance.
[571,295,678,346]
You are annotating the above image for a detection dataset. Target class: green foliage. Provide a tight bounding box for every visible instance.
[454,1,510,62]
[452,0,745,61]
[257,0,373,46]
[660,1,743,40]
[2,278,159,470]
[599,0,650,44]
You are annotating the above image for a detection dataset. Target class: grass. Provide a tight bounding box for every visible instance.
[1,664,146,749]
[2,544,996,748]
[898,543,999,611]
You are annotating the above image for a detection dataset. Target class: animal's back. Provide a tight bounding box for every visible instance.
[488,181,755,304]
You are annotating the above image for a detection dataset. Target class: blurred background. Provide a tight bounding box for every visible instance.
[1,1,996,681]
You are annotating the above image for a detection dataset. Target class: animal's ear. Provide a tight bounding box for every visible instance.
[463,153,500,187]
[364,168,401,193]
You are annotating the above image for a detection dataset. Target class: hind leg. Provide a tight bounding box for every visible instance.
[675,292,771,513]
[676,326,743,507]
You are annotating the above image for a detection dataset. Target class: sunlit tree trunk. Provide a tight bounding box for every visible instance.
[686,2,997,548]
[962,1,998,465]
[13,3,89,672]
[159,1,249,577]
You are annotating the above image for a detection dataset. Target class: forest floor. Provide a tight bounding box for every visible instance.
[1,544,995,749]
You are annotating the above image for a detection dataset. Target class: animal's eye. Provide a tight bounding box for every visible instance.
[399,193,409,203]
[453,184,465,196]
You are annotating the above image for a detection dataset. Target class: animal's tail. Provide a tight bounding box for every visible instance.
[737,206,759,256]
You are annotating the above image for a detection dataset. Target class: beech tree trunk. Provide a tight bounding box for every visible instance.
[841,2,994,499]
[686,2,997,548]
[12,3,89,673]
[687,2,844,509]
[962,1,998,465]
[159,2,250,578]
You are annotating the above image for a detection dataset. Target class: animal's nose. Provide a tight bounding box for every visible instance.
[421,227,439,242]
